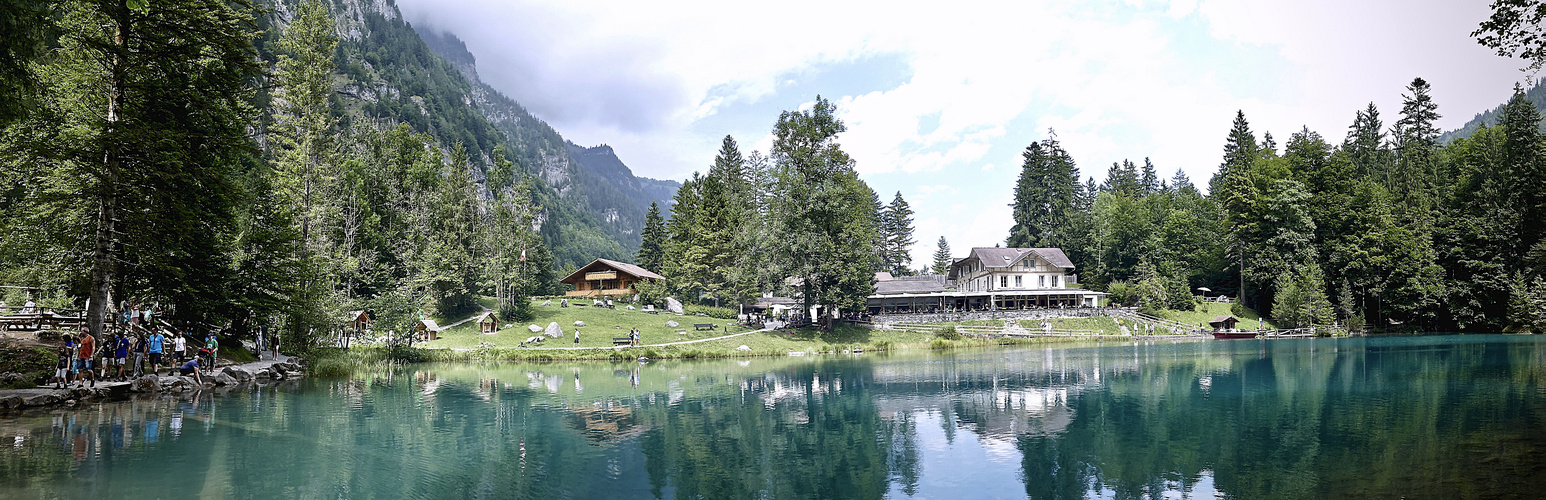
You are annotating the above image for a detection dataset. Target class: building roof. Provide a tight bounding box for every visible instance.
[560,258,664,283]
[966,247,1074,269]
[1208,315,1239,326]
[874,279,946,295]
[477,312,498,324]
[874,271,894,282]
[418,319,442,332]
[948,247,1076,280]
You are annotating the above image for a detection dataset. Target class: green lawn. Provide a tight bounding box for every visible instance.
[422,298,751,350]
[1156,301,1277,330]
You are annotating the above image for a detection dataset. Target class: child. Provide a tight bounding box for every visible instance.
[53,338,70,389]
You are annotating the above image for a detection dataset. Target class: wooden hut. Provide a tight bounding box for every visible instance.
[344,310,371,332]
[416,319,442,341]
[1208,315,1240,332]
[477,312,499,334]
[560,258,663,298]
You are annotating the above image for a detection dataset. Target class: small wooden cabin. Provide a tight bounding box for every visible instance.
[560,258,663,298]
[477,312,499,334]
[1208,315,1240,332]
[416,319,442,341]
[344,310,371,332]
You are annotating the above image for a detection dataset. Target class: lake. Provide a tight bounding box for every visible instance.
[2,334,1545,499]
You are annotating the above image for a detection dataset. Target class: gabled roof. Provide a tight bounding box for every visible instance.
[418,319,442,332]
[560,258,664,283]
[476,312,498,324]
[1208,315,1239,326]
[874,272,894,282]
[960,247,1076,270]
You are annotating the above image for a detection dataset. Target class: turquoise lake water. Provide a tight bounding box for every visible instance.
[2,334,1545,499]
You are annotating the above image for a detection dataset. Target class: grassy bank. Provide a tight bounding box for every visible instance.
[1157,302,1277,330]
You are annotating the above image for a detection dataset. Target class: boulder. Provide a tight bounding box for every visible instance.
[0,372,29,387]
[212,373,238,386]
[573,320,586,327]
[22,393,58,406]
[736,345,751,351]
[666,297,684,315]
[666,320,680,328]
[545,322,562,338]
[592,299,604,306]
[0,395,23,409]
[643,305,654,312]
[528,324,543,333]
[131,375,160,393]
[221,367,254,382]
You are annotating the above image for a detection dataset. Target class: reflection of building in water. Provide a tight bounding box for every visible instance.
[563,402,647,443]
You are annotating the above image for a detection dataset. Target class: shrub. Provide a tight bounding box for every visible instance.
[935,326,962,340]
[684,304,738,319]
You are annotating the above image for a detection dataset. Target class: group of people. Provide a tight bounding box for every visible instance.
[53,327,222,388]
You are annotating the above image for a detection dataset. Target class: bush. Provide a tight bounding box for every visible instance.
[935,325,962,340]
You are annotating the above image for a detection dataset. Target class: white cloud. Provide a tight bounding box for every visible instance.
[397,0,1526,263]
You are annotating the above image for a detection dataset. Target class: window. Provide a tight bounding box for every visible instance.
[1000,275,1008,289]
[1052,275,1059,288]
[1015,275,1022,288]
[1039,275,1045,288]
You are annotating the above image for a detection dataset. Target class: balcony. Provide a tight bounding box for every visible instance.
[585,271,617,280]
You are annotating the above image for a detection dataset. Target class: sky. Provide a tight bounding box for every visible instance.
[397,0,1527,269]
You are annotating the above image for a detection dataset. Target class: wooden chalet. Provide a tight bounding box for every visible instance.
[1208,316,1240,331]
[560,258,663,298]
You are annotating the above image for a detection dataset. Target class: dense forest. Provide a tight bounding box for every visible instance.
[0,0,662,348]
[1007,78,1546,332]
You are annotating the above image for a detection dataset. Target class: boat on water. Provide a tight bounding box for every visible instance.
[1213,331,1258,340]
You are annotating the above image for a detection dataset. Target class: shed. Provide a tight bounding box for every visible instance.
[1208,315,1240,331]
[477,312,499,334]
[416,319,442,341]
[343,310,371,332]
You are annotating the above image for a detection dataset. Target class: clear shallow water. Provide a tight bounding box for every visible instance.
[3,334,1545,499]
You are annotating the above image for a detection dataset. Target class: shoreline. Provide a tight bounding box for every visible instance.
[0,354,309,415]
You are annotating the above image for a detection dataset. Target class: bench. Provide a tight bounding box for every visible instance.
[693,323,717,331]
[613,337,634,346]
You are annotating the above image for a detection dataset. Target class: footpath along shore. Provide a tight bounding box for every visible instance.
[0,354,309,414]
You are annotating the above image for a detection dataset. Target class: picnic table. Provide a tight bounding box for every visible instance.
[693,323,718,331]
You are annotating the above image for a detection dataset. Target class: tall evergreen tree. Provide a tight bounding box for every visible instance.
[931,236,953,275]
[637,201,666,273]
[881,191,917,276]
[1008,133,1081,248]
[22,0,266,339]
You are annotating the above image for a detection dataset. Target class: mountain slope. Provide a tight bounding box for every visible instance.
[415,25,681,254]
[261,0,676,268]
[1440,80,1546,143]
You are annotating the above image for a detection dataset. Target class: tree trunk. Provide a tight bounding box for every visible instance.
[88,2,129,340]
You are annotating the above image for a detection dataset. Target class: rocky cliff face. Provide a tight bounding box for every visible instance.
[263,0,678,265]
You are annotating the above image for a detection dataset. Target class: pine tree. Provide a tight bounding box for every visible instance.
[881,191,917,275]
[1008,132,1081,248]
[931,236,953,275]
[27,0,265,339]
[637,201,666,273]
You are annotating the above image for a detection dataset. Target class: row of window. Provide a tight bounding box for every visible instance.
[999,274,1058,289]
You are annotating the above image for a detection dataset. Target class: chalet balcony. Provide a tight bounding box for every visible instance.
[585,271,618,280]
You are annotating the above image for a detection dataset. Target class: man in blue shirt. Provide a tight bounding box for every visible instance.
[178,357,202,384]
[113,334,130,381]
[147,330,165,376]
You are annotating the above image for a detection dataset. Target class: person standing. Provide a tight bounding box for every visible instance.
[173,333,187,363]
[53,338,70,389]
[113,333,130,381]
[147,329,165,376]
[75,328,96,388]
[573,328,581,344]
[132,334,147,378]
[205,332,219,367]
